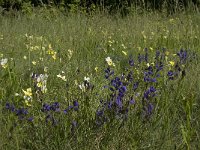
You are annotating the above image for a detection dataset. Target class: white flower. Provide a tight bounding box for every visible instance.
[44,67,48,72]
[37,74,48,82]
[105,57,111,62]
[84,77,90,82]
[68,49,73,59]
[121,44,127,49]
[41,85,47,93]
[0,58,8,68]
[35,74,48,93]
[15,93,20,96]
[23,56,27,60]
[79,83,86,92]
[57,74,67,81]
[95,67,98,72]
[105,57,115,66]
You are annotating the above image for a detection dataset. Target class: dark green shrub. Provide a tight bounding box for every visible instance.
[0,0,199,14]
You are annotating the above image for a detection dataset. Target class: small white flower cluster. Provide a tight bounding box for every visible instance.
[68,49,73,60]
[0,58,8,68]
[105,57,115,66]
[32,73,48,94]
[79,77,90,92]
[57,71,66,81]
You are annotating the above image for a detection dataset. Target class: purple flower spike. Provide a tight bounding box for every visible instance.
[147,103,154,115]
[73,100,79,111]
[116,97,123,108]
[27,117,34,122]
[129,59,134,66]
[129,99,135,105]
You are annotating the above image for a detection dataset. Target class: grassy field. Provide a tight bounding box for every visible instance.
[0,10,200,149]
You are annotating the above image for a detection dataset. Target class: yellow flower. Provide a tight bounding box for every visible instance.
[165,51,170,55]
[32,61,37,65]
[169,61,175,66]
[52,52,57,60]
[42,87,47,94]
[44,67,48,72]
[25,100,32,107]
[141,31,147,39]
[74,80,78,86]
[47,49,55,55]
[22,88,32,97]
[137,47,141,51]
[121,44,127,49]
[122,51,127,56]
[48,44,52,49]
[95,67,98,72]
[37,82,43,87]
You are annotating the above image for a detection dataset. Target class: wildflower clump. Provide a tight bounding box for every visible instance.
[32,73,48,95]
[22,88,33,106]
[5,102,33,122]
[78,77,93,92]
[95,48,195,127]
[105,57,115,67]
[47,44,57,60]
[0,58,8,68]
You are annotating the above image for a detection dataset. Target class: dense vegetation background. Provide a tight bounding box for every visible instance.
[0,0,200,15]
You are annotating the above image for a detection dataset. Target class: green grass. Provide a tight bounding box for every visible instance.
[0,10,200,149]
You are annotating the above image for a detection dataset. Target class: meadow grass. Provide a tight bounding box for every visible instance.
[0,10,200,149]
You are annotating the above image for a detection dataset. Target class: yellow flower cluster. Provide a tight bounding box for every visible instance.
[47,44,57,60]
[22,88,32,106]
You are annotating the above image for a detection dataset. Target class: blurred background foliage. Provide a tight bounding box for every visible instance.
[0,0,199,15]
